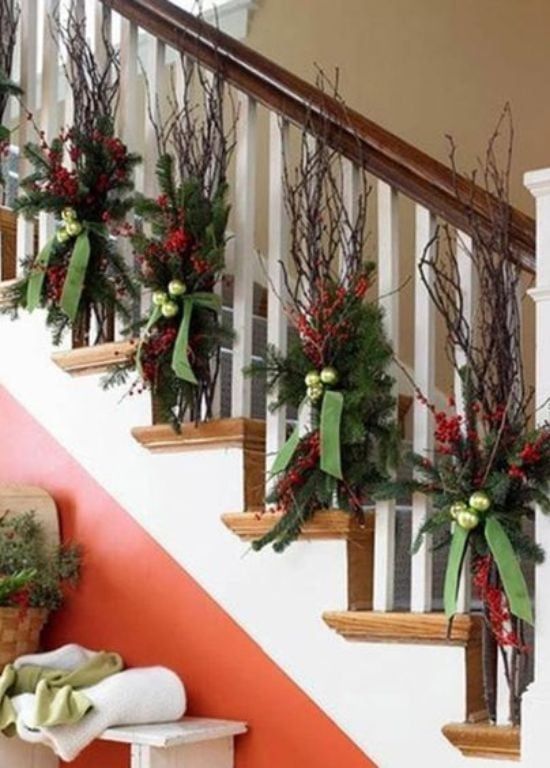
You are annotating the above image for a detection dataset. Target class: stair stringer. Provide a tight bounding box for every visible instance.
[0,313,519,768]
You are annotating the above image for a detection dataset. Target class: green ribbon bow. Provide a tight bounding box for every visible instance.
[270,390,344,480]
[138,291,221,385]
[27,227,91,323]
[444,516,533,625]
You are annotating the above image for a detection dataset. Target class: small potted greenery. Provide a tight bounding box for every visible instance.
[0,511,81,665]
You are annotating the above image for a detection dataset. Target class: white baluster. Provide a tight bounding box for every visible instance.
[15,0,38,279]
[455,230,474,614]
[373,180,399,611]
[143,37,165,199]
[265,114,289,482]
[340,159,360,280]
[38,0,59,251]
[94,2,111,71]
[410,205,436,612]
[522,168,550,767]
[231,93,256,417]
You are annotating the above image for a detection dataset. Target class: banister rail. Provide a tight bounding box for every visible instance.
[101,0,535,272]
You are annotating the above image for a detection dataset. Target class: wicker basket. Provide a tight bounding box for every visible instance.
[0,607,48,666]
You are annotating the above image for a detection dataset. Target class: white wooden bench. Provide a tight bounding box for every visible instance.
[101,718,248,767]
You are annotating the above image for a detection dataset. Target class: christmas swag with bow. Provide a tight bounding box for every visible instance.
[247,119,398,552]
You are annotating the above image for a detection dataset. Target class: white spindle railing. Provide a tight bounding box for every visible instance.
[410,204,435,613]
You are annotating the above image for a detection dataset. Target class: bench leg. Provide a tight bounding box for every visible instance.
[131,737,235,768]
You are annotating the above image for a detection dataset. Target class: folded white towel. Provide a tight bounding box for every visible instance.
[14,644,98,672]
[15,666,186,761]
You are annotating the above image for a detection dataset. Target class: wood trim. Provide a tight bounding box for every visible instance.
[221,509,374,541]
[322,610,477,645]
[100,0,535,268]
[323,612,485,719]
[442,722,520,761]
[132,417,266,454]
[0,207,17,280]
[51,340,137,376]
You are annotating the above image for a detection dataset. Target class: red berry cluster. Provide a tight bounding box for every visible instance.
[45,264,69,303]
[275,432,321,513]
[140,326,178,384]
[473,556,528,650]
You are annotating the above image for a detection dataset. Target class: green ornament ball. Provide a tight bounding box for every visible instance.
[168,279,187,298]
[469,490,491,513]
[307,384,324,403]
[61,207,77,222]
[66,221,83,237]
[152,290,167,307]
[56,228,70,244]
[161,300,179,318]
[305,370,321,387]
[450,500,468,520]
[457,508,480,531]
[320,366,339,386]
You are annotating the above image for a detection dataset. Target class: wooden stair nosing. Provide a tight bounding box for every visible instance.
[51,339,137,376]
[441,721,520,761]
[222,509,374,541]
[132,417,266,454]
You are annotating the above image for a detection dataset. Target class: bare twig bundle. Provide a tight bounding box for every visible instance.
[53,1,120,129]
[419,105,530,431]
[147,55,236,199]
[281,73,370,314]
[0,0,20,121]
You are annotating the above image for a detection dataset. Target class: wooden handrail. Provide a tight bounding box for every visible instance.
[101,0,536,272]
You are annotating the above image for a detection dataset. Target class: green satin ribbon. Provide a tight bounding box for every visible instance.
[443,524,469,620]
[26,229,91,322]
[443,516,533,625]
[138,291,221,385]
[270,390,344,480]
[485,517,533,625]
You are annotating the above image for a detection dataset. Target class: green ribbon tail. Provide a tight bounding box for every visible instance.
[26,236,56,312]
[485,517,534,625]
[60,231,91,322]
[443,525,470,620]
[136,305,163,379]
[320,390,344,479]
[172,299,198,384]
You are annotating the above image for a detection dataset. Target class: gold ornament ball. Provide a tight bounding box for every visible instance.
[307,385,324,403]
[450,500,468,520]
[168,279,187,297]
[56,228,70,244]
[320,366,339,386]
[61,207,77,222]
[469,490,491,513]
[457,508,480,531]
[161,300,179,318]
[152,290,168,307]
[305,370,321,387]
[66,221,83,237]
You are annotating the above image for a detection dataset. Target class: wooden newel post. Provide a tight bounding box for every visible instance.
[522,168,550,766]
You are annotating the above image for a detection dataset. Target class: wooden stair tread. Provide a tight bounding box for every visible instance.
[51,340,137,376]
[101,718,247,748]
[442,721,520,761]
[222,509,373,541]
[132,417,265,453]
[322,611,480,646]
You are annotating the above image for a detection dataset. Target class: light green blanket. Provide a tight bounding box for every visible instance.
[0,652,123,734]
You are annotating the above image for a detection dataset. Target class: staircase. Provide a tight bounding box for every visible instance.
[1,1,550,767]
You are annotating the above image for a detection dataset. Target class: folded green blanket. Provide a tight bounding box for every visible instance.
[0,651,123,734]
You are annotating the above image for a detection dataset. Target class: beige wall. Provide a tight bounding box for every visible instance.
[242,0,545,398]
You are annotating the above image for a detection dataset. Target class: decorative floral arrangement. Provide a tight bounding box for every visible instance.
[2,6,139,345]
[104,59,234,427]
[0,512,81,612]
[248,127,397,552]
[382,108,545,724]
[0,0,21,191]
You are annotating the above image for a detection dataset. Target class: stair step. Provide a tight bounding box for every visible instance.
[51,340,137,376]
[221,509,373,541]
[441,722,520,761]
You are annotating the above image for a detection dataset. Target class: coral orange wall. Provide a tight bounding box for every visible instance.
[0,386,377,768]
